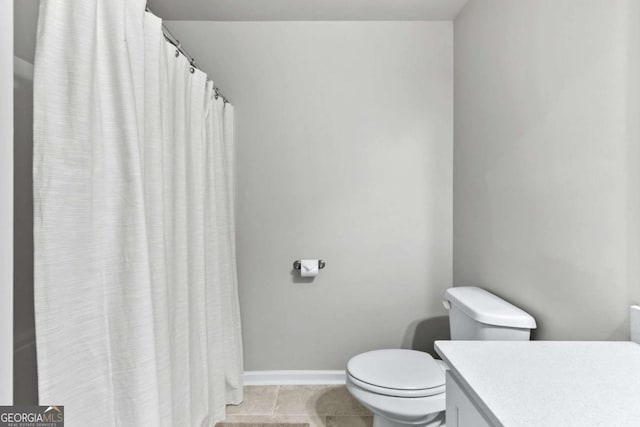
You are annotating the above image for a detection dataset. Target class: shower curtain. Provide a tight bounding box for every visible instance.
[33,1,243,425]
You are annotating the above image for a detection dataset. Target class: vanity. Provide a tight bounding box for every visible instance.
[435,340,640,427]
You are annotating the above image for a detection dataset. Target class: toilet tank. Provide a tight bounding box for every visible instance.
[445,287,537,341]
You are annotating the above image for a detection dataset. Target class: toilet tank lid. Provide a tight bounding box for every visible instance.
[445,287,537,329]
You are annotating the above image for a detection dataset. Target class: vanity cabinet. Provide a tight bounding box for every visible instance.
[436,339,640,427]
[445,371,492,427]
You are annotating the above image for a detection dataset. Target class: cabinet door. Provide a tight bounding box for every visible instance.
[446,371,493,427]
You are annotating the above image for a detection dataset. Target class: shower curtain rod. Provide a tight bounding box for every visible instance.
[145,5,230,104]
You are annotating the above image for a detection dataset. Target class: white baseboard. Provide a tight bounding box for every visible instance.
[244,370,346,386]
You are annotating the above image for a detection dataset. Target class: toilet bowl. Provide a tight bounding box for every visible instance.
[346,349,446,427]
[346,287,537,427]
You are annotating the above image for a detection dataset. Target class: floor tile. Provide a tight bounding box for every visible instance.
[275,385,371,417]
[226,385,280,415]
[218,423,308,427]
[325,416,373,427]
[221,414,324,427]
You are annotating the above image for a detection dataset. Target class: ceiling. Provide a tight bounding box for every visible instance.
[14,0,468,63]
[146,0,469,21]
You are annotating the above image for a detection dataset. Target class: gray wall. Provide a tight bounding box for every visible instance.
[166,21,454,369]
[453,0,640,340]
[13,0,39,404]
[14,56,37,404]
[13,0,38,63]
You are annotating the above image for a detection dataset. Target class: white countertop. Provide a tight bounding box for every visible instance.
[435,341,640,427]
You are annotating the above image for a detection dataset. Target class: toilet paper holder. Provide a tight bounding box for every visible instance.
[293,260,326,270]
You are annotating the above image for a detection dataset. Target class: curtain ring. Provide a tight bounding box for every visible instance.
[190,67,195,74]
[175,50,179,58]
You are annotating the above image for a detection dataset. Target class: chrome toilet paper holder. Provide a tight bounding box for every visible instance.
[293,260,326,270]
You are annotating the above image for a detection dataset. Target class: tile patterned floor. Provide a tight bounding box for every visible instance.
[218,385,373,427]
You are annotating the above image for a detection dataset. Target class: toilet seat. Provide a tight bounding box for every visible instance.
[347,373,446,398]
[346,349,446,398]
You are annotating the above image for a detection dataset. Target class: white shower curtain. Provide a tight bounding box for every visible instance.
[33,1,243,426]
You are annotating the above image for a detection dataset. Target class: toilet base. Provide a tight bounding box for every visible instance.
[372,412,446,427]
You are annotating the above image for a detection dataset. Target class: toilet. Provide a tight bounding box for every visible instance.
[346,286,537,427]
